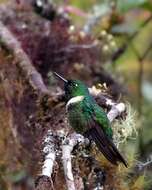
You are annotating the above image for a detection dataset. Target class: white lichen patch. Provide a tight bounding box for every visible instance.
[112,103,138,147]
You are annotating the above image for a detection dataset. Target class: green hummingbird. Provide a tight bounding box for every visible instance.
[54,72,127,167]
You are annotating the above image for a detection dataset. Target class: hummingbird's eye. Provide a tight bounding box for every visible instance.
[75,84,78,87]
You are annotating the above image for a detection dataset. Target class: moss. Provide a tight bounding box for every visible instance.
[112,103,138,146]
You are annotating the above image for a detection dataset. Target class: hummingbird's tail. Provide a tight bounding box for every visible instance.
[84,127,128,167]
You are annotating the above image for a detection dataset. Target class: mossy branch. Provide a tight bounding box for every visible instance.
[0,21,49,95]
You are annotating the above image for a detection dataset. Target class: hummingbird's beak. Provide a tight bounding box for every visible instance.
[54,72,68,83]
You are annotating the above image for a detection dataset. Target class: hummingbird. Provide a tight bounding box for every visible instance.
[54,72,127,167]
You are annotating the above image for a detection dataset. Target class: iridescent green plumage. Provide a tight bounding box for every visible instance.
[54,73,127,167]
[67,90,112,137]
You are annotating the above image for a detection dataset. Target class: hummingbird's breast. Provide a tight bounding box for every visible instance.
[66,96,84,111]
[66,96,90,133]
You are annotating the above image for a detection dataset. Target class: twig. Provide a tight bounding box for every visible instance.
[93,168,105,190]
[140,41,152,62]
[128,15,152,42]
[89,86,126,122]
[135,155,152,173]
[112,14,152,62]
[61,5,89,18]
[130,40,152,62]
[62,133,86,190]
[0,21,50,95]
[129,40,152,116]
[137,160,152,171]
[83,3,111,34]
[35,131,56,190]
[41,131,56,177]
[57,41,98,53]
[107,103,125,122]
[130,40,152,155]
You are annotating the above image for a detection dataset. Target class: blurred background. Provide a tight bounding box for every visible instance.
[57,0,152,162]
[0,0,152,189]
[54,0,152,175]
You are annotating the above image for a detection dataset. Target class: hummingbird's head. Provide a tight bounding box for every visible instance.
[54,72,89,100]
[64,80,89,100]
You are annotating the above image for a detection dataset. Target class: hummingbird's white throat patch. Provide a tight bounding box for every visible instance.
[66,96,84,110]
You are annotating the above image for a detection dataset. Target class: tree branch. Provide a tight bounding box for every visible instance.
[112,14,152,62]
[62,133,86,190]
[0,21,50,95]
[41,131,56,177]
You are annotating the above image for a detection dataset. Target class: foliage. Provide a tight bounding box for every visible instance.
[116,0,152,12]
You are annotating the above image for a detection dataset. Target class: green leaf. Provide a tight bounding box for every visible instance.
[7,170,26,183]
[117,0,150,12]
[141,2,152,11]
[142,80,152,102]
[112,23,137,35]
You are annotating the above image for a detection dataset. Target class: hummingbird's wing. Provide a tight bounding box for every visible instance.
[85,122,128,167]
[83,98,127,167]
